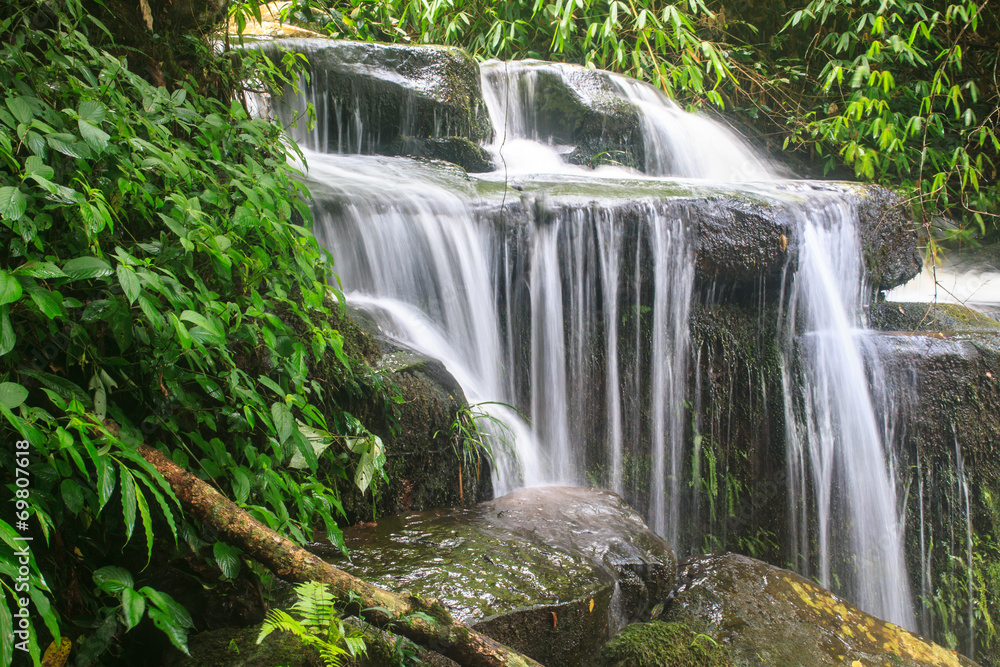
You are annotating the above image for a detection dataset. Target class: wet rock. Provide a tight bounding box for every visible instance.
[481,60,645,170]
[484,179,919,296]
[262,39,492,153]
[325,308,492,523]
[861,317,1000,661]
[328,486,676,666]
[385,136,495,173]
[665,553,979,667]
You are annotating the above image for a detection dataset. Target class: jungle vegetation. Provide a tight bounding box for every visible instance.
[0,0,997,665]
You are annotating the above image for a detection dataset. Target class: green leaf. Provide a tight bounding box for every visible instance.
[271,401,293,443]
[28,287,67,319]
[47,132,92,159]
[147,609,190,656]
[121,588,146,631]
[0,187,26,222]
[0,306,14,356]
[116,265,140,305]
[79,119,110,152]
[0,587,12,667]
[213,541,242,580]
[62,256,113,280]
[97,458,116,510]
[122,469,137,541]
[0,271,21,306]
[0,382,28,409]
[14,261,67,279]
[93,566,134,594]
[78,100,108,124]
[140,588,193,628]
[232,468,250,504]
[23,155,54,180]
[6,97,31,124]
[135,484,155,562]
[61,478,85,514]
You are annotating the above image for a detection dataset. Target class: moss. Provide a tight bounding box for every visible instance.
[601,621,733,667]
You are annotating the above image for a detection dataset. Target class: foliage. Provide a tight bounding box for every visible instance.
[0,0,387,661]
[776,0,999,245]
[313,0,735,104]
[437,402,515,501]
[256,581,367,667]
[296,0,998,241]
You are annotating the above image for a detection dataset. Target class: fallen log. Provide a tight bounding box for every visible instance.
[137,444,542,667]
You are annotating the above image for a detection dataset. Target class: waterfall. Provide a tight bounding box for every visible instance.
[266,41,920,629]
[779,196,915,629]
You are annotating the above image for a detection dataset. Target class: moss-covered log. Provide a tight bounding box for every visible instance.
[137,445,541,667]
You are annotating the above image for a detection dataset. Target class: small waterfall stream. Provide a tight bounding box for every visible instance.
[265,40,920,630]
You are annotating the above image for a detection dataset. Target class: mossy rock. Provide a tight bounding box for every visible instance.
[170,623,321,667]
[870,301,1000,334]
[601,621,734,667]
[386,136,495,173]
[665,553,980,667]
[324,486,675,666]
[260,38,492,153]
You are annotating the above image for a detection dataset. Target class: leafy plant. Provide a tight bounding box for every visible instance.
[438,402,517,501]
[256,581,367,667]
[0,0,388,661]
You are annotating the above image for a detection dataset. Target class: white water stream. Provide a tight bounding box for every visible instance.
[269,42,918,630]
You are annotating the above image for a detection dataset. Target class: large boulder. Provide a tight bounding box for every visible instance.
[321,307,492,524]
[260,39,492,154]
[325,486,676,666]
[665,553,979,667]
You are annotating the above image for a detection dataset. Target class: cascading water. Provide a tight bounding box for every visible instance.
[265,39,919,629]
[779,197,915,629]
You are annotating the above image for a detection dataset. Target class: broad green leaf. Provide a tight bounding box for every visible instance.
[271,401,293,443]
[232,468,250,504]
[6,97,31,124]
[14,261,66,279]
[28,287,67,319]
[79,119,110,152]
[93,566,134,594]
[61,478,85,514]
[20,370,89,404]
[0,382,28,409]
[121,588,145,631]
[0,306,14,356]
[46,132,92,159]
[0,271,21,306]
[140,588,193,628]
[78,100,108,124]
[213,541,242,580]
[147,609,190,655]
[62,256,113,280]
[116,265,140,305]
[23,155,54,180]
[0,187,26,222]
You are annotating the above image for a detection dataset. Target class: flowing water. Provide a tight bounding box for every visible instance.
[265,41,918,629]
[779,198,914,628]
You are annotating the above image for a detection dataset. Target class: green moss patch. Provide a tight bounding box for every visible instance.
[601,621,733,667]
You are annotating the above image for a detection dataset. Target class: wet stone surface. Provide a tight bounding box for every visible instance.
[324,486,676,666]
[665,553,979,667]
